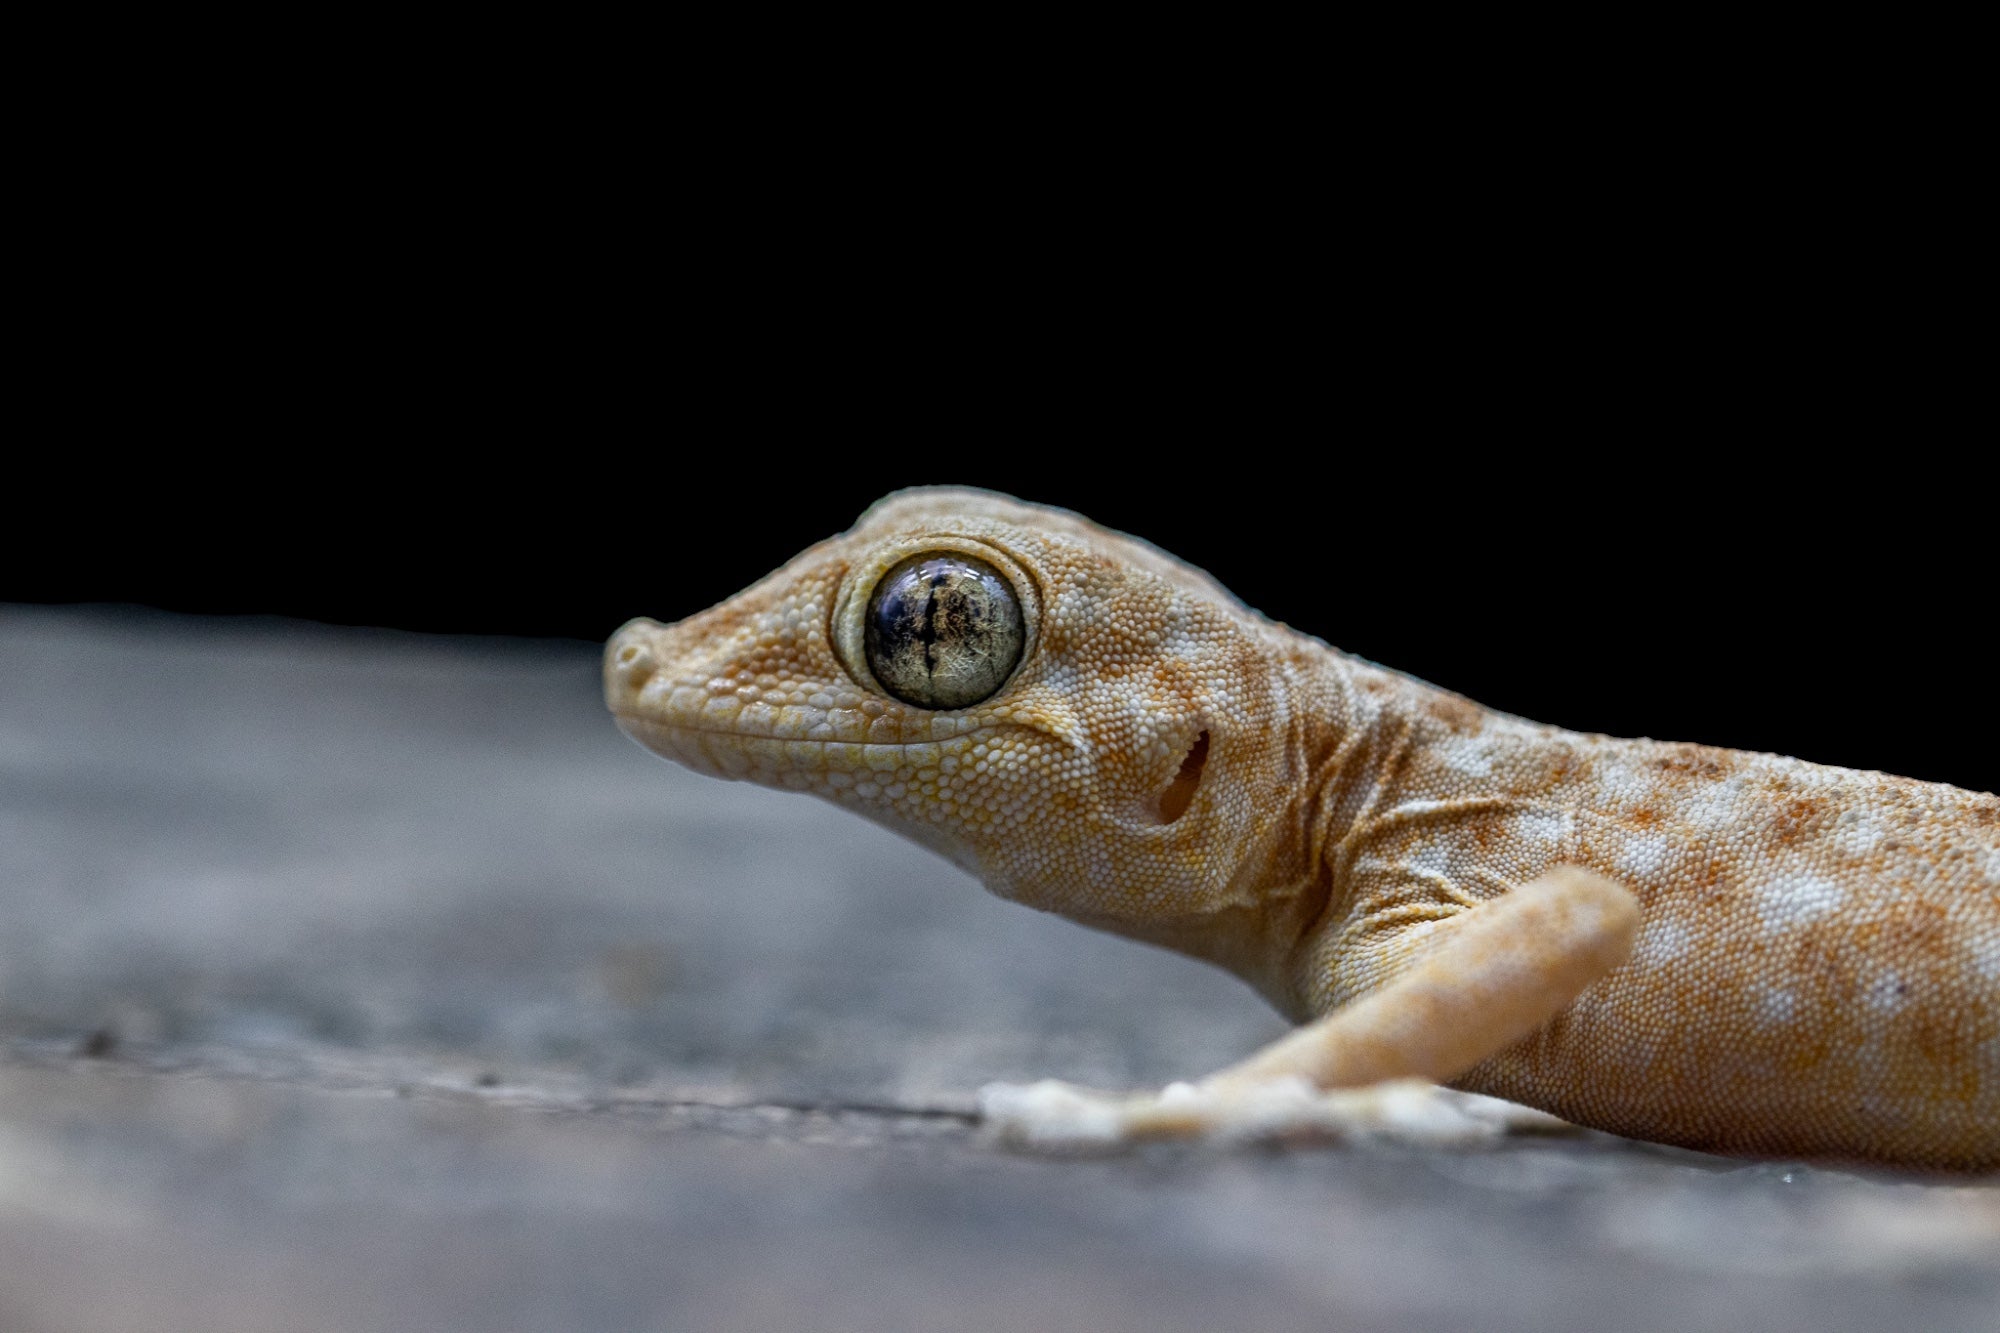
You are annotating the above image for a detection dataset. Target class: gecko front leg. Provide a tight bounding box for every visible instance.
[979,868,1640,1148]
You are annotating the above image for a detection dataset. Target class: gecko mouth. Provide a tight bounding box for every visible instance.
[611,711,983,783]
[611,710,993,749]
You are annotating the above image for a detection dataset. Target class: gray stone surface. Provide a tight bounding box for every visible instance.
[2,605,1995,1333]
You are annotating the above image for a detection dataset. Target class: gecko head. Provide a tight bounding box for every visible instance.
[605,486,1302,923]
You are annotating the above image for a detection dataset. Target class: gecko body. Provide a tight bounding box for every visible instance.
[606,488,1999,1169]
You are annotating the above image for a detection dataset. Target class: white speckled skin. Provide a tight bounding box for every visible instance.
[606,488,2000,1169]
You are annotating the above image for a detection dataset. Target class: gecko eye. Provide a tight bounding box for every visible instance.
[864,552,1025,709]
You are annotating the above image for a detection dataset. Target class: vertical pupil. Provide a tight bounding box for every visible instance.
[864,552,1024,708]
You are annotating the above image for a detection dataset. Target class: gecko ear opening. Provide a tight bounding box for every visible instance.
[1156,730,1209,824]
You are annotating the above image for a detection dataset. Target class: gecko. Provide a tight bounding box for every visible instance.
[604,487,2000,1170]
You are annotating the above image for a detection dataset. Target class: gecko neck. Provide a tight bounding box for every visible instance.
[1052,636,1430,1021]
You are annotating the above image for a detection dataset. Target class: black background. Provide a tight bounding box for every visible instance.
[11,117,1992,796]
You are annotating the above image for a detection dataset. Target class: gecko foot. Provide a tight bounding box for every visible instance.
[975,1077,1574,1152]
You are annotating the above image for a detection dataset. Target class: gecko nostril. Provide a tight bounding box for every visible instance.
[611,635,657,689]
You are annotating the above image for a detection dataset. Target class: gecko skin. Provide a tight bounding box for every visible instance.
[605,487,2000,1170]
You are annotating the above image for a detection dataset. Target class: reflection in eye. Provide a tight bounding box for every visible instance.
[865,552,1024,709]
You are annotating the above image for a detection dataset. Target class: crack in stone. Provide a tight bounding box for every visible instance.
[0,1037,979,1129]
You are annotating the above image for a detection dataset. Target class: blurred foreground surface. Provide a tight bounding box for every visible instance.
[2,607,1995,1333]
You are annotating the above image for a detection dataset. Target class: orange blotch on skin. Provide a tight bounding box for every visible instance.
[1773,796,1832,846]
[1425,693,1482,735]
